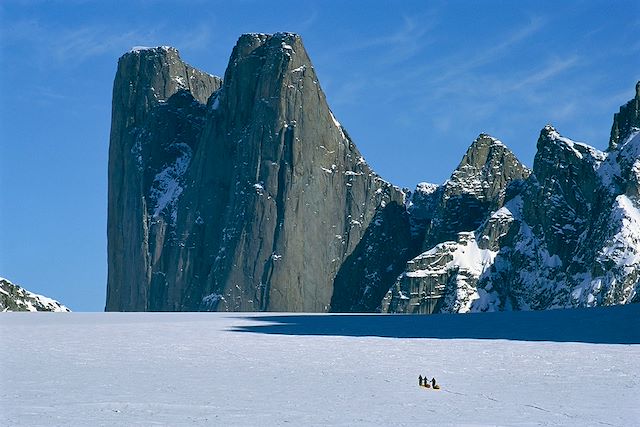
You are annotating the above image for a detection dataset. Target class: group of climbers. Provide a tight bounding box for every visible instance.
[418,375,440,390]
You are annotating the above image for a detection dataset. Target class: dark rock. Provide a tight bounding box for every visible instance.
[421,134,530,251]
[330,200,413,312]
[106,46,221,311]
[609,81,640,150]
[386,84,640,314]
[0,277,70,312]
[383,135,530,313]
[107,35,402,312]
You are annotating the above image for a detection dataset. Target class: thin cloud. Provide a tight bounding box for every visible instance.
[173,24,213,52]
[415,54,582,117]
[509,56,581,92]
[297,8,318,32]
[35,86,68,101]
[320,13,437,105]
[3,19,213,67]
[430,16,546,85]
[348,15,548,108]
[335,14,435,64]
[50,27,155,63]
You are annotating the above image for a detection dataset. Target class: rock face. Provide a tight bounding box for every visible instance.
[382,136,530,313]
[385,84,640,314]
[609,81,640,150]
[1,277,70,312]
[107,34,402,312]
[330,200,413,312]
[106,35,639,314]
[418,135,530,251]
[106,46,222,311]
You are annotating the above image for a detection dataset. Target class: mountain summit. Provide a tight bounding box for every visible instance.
[107,33,402,311]
[106,35,639,313]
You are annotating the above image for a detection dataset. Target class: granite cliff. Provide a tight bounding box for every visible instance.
[107,34,402,311]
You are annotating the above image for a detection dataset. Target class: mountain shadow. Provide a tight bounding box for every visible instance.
[231,304,640,344]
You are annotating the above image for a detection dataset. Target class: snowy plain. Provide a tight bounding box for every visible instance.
[1,305,639,426]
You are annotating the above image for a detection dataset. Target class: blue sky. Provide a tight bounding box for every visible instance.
[1,0,638,311]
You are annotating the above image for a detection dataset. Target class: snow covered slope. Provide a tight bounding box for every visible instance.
[0,277,70,312]
[386,122,640,314]
[1,306,638,426]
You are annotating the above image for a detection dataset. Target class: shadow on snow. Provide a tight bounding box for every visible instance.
[231,304,640,344]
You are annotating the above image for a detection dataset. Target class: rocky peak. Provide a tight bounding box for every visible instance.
[609,81,640,150]
[390,82,640,315]
[116,46,220,108]
[533,125,604,204]
[194,32,400,312]
[217,33,315,128]
[107,33,402,312]
[386,134,536,315]
[447,133,530,203]
[537,125,605,161]
[419,133,529,250]
[106,45,222,311]
[461,133,507,164]
[526,126,604,263]
[1,277,70,312]
[108,37,640,316]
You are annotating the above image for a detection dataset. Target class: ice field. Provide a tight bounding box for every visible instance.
[1,305,639,426]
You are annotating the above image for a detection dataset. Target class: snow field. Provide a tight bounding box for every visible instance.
[1,307,639,426]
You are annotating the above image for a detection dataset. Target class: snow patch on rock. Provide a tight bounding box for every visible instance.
[0,277,70,312]
[329,111,347,141]
[149,143,192,223]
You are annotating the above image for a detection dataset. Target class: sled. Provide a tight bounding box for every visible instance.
[419,384,440,390]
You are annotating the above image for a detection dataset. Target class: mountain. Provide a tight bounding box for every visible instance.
[609,81,640,150]
[106,32,639,313]
[107,34,402,311]
[384,87,640,314]
[1,277,70,312]
[333,135,529,312]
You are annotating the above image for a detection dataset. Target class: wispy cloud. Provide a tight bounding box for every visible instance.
[51,27,154,63]
[324,13,550,111]
[334,14,436,66]
[2,19,213,67]
[297,8,318,32]
[375,16,584,119]
[509,56,581,92]
[321,13,437,105]
[426,16,546,86]
[328,79,368,106]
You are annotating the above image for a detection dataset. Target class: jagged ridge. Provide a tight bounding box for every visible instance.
[1,277,70,312]
[385,84,640,314]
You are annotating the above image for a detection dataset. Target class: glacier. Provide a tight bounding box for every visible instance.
[1,306,638,426]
